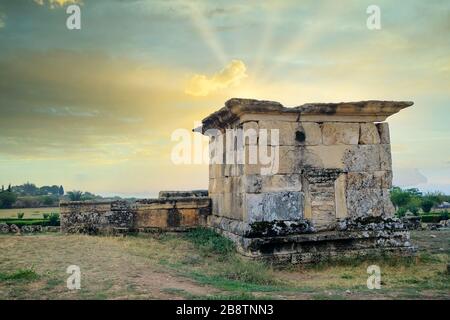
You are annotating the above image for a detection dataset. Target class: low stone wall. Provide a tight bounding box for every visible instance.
[134,197,210,232]
[60,191,211,234]
[60,200,134,234]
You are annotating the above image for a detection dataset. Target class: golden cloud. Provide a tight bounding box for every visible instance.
[33,0,82,8]
[185,59,248,97]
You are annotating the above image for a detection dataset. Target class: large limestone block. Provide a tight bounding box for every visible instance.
[376,122,390,144]
[299,122,322,145]
[209,178,219,194]
[343,145,381,172]
[242,121,258,146]
[322,122,359,145]
[243,174,302,193]
[222,193,244,220]
[359,123,381,144]
[222,176,242,194]
[258,120,299,146]
[335,174,348,219]
[209,164,224,179]
[380,144,392,171]
[346,188,384,217]
[302,145,351,170]
[244,145,285,175]
[257,121,322,146]
[135,209,168,228]
[347,172,382,189]
[179,208,199,226]
[310,208,336,231]
[382,189,395,217]
[210,193,224,216]
[245,191,303,223]
[374,170,393,189]
[136,201,174,210]
[175,198,211,209]
[277,146,299,174]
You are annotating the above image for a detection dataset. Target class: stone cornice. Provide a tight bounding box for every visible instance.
[198,98,413,133]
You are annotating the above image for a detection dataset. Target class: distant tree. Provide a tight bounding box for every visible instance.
[390,187,411,210]
[7,184,11,192]
[59,185,65,196]
[421,199,434,213]
[22,182,38,196]
[405,188,422,197]
[406,196,421,216]
[42,196,55,206]
[0,191,17,209]
[1,185,4,192]
[67,191,83,201]
[424,191,446,205]
[80,192,98,201]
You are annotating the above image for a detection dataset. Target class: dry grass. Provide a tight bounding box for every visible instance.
[0,229,448,300]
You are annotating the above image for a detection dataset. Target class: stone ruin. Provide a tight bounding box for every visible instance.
[60,98,416,263]
[200,98,415,263]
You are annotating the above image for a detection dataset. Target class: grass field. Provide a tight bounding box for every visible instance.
[0,207,59,219]
[0,229,448,300]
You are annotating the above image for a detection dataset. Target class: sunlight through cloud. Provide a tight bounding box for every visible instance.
[185,59,248,97]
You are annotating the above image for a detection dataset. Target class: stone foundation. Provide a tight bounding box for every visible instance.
[208,215,414,263]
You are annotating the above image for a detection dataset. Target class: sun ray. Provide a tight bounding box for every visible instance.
[260,0,345,82]
[184,0,228,65]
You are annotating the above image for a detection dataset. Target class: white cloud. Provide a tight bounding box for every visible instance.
[185,59,248,97]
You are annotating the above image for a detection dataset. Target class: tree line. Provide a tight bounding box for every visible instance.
[0,183,106,209]
[390,187,449,216]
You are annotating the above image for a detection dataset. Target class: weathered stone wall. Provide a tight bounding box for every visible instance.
[201,98,415,262]
[60,191,211,234]
[208,119,394,231]
[60,201,134,234]
[134,197,210,231]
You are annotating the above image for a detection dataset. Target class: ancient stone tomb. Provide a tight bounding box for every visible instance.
[200,98,415,262]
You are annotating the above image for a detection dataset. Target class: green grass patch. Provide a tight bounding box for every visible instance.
[185,228,235,256]
[306,254,417,271]
[420,215,443,223]
[0,269,39,282]
[0,217,60,227]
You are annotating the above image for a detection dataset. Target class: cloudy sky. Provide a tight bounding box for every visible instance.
[0,0,449,196]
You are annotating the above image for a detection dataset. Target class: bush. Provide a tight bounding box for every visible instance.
[67,191,83,201]
[47,213,60,226]
[440,210,449,221]
[0,219,47,226]
[42,213,49,219]
[407,202,420,216]
[0,191,18,209]
[420,215,441,223]
[41,196,55,206]
[396,207,407,217]
[17,212,24,219]
[421,199,434,213]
